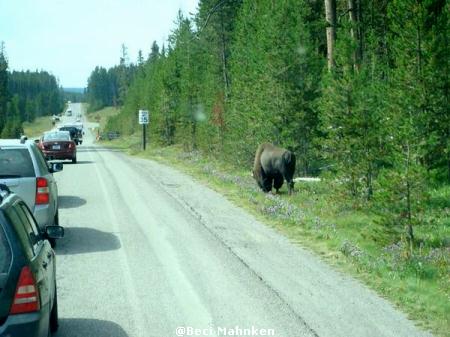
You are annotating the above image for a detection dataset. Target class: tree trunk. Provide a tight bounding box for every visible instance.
[219,11,228,150]
[405,141,414,252]
[325,0,337,71]
[220,11,230,100]
[348,0,362,70]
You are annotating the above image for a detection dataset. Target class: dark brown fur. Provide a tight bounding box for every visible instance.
[253,143,296,194]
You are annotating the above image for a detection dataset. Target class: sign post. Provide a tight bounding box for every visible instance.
[138,110,149,150]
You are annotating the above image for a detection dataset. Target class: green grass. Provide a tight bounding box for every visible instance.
[22,115,55,138]
[86,106,120,132]
[95,127,449,336]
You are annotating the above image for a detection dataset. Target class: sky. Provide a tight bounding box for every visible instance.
[0,0,199,88]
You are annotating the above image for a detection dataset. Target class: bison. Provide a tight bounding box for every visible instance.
[253,143,296,195]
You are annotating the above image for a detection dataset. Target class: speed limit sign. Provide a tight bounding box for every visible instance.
[138,110,149,124]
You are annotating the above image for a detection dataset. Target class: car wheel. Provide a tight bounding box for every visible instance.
[50,286,59,333]
[49,211,58,248]
[72,156,77,164]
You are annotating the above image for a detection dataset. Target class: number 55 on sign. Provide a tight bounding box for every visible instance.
[139,110,149,124]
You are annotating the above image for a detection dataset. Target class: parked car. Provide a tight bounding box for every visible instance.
[0,184,64,337]
[38,131,77,163]
[0,138,62,235]
[57,125,82,145]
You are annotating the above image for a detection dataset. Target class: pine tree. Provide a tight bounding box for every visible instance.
[370,0,443,248]
[137,50,144,67]
[421,0,450,182]
[0,42,9,135]
[167,12,201,150]
[1,95,23,138]
[194,0,242,153]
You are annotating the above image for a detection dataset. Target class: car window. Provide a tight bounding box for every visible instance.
[17,203,40,237]
[0,148,35,178]
[0,223,12,273]
[61,127,76,134]
[5,207,34,260]
[15,203,41,253]
[43,132,71,141]
[30,144,50,174]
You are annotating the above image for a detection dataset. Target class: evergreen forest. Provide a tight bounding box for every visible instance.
[86,0,449,247]
[0,43,64,137]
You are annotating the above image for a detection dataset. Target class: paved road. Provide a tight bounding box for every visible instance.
[52,103,432,337]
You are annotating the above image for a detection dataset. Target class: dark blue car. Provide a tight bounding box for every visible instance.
[0,185,64,337]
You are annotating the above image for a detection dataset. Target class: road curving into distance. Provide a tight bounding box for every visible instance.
[53,103,432,337]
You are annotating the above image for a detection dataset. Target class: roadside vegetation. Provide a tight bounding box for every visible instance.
[22,115,55,138]
[86,105,120,132]
[96,133,449,337]
[84,0,448,335]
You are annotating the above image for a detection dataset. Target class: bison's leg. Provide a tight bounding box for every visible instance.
[256,179,265,191]
[273,174,284,194]
[287,180,295,195]
[263,176,273,193]
[280,165,295,195]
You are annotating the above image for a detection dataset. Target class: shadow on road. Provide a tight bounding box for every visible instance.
[54,318,129,337]
[55,227,121,255]
[58,196,87,209]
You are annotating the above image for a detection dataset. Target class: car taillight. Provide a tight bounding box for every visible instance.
[68,143,74,149]
[36,177,49,204]
[10,266,40,314]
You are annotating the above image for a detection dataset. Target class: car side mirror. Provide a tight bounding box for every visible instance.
[45,225,64,239]
[34,139,40,144]
[49,162,63,173]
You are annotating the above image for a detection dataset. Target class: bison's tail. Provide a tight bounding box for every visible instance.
[253,143,266,169]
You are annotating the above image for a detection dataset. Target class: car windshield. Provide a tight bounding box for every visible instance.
[44,132,71,141]
[60,127,76,132]
[0,148,35,178]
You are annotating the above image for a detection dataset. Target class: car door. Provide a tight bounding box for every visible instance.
[17,202,55,300]
[0,218,13,325]
[8,202,52,312]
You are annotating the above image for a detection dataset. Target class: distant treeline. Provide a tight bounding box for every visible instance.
[87,0,449,241]
[63,88,86,103]
[0,44,64,137]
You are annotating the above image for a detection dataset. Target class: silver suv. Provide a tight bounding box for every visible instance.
[0,139,62,233]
